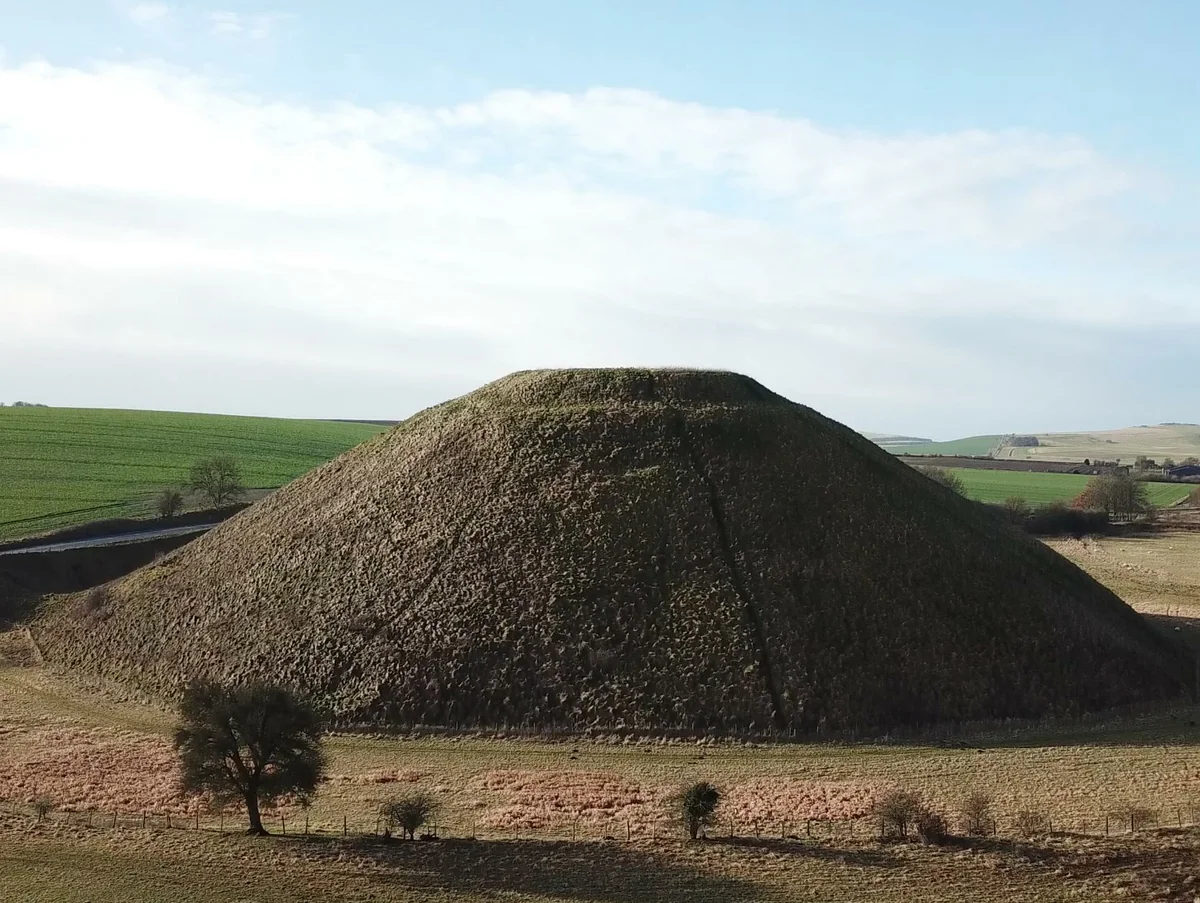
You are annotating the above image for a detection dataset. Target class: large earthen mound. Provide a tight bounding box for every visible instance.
[36,370,1191,733]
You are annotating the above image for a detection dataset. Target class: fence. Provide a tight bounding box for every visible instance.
[5,800,1197,844]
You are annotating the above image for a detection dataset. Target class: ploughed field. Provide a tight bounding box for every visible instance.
[4,530,1200,902]
[0,407,385,542]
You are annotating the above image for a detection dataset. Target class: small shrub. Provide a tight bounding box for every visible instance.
[914,465,965,496]
[874,789,921,839]
[1001,497,1030,522]
[1014,809,1048,838]
[1120,805,1158,833]
[155,489,184,519]
[915,807,951,845]
[381,792,438,841]
[959,791,993,836]
[677,781,721,840]
[33,796,54,822]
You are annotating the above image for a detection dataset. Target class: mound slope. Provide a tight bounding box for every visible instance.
[36,370,1191,733]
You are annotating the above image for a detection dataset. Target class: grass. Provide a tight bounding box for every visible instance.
[877,435,1003,456]
[0,407,386,542]
[950,468,1194,507]
[6,529,1200,901]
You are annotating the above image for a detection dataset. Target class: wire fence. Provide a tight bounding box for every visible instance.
[5,801,1196,844]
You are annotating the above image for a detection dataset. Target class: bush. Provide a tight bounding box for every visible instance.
[33,796,53,822]
[155,489,185,519]
[381,792,438,841]
[959,791,993,836]
[915,807,951,845]
[914,466,965,496]
[1119,805,1158,833]
[874,789,922,839]
[1072,472,1149,520]
[1024,503,1109,537]
[1014,809,1048,838]
[677,781,721,840]
[1001,497,1030,522]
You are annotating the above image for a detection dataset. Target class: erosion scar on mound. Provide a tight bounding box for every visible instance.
[35,369,1193,734]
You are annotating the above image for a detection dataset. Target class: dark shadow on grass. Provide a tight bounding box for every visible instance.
[289,836,761,903]
[709,835,898,868]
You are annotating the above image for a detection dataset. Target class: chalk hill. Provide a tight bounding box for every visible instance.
[37,370,1190,733]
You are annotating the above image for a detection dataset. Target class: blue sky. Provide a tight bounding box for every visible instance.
[0,2,1197,436]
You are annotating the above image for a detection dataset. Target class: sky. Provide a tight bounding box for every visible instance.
[0,2,1197,437]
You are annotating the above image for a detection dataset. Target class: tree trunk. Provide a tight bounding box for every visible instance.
[245,791,268,836]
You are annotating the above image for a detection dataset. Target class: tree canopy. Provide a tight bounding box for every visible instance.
[174,680,327,835]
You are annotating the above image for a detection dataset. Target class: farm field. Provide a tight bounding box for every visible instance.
[999,424,1200,464]
[0,407,386,542]
[3,530,1200,900]
[950,467,1194,507]
[875,434,1003,456]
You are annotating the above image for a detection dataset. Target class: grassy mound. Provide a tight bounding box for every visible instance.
[35,370,1192,734]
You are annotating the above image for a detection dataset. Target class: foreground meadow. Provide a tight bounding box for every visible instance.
[3,529,1200,900]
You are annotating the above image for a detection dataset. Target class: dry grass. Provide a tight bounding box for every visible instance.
[32,369,1191,735]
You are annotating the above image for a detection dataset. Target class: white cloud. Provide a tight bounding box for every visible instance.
[0,60,1191,428]
[126,2,171,26]
[207,10,287,40]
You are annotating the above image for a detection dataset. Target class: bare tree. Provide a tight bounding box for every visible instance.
[381,793,438,841]
[189,457,246,507]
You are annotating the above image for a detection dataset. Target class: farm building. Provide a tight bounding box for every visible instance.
[1167,464,1200,479]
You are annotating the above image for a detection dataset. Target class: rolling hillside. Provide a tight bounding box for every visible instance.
[998,424,1200,464]
[872,435,1003,456]
[0,407,386,542]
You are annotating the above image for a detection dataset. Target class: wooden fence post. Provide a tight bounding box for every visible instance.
[343,815,347,837]
[281,814,286,835]
[142,812,147,829]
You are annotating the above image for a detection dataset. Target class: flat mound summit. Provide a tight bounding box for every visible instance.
[38,369,1190,733]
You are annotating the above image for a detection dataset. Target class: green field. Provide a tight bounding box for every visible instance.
[0,408,387,542]
[950,468,1194,507]
[878,435,1003,456]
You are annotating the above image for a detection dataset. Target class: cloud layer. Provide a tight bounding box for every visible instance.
[0,60,1192,431]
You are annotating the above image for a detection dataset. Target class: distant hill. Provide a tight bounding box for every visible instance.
[872,435,1004,457]
[0,407,387,542]
[997,425,1200,464]
[867,424,1200,464]
[37,369,1190,735]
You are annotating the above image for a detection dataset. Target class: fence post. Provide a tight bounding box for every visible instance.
[196,812,200,831]
[806,818,812,837]
[343,815,347,837]
[281,814,286,835]
[1105,814,1109,836]
[142,812,147,829]
[626,819,631,842]
[112,811,118,828]
[166,813,171,829]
